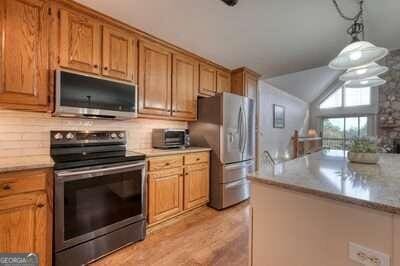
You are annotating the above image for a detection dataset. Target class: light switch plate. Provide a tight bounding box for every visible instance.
[349,242,390,266]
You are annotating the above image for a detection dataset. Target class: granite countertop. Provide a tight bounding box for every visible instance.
[131,147,212,158]
[0,155,54,173]
[249,150,400,214]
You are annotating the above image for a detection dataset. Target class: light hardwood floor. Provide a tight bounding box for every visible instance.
[91,201,250,266]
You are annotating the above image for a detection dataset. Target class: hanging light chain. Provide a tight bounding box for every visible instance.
[332,0,364,22]
[332,0,365,41]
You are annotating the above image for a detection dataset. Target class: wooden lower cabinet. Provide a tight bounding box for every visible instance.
[148,168,184,225]
[147,152,210,226]
[184,163,209,210]
[0,169,52,266]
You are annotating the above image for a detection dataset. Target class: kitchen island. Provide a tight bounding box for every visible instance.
[249,150,400,266]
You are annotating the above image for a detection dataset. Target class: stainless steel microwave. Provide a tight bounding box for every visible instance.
[152,129,190,149]
[53,69,137,120]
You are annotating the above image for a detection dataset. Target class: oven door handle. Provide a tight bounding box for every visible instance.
[56,162,145,179]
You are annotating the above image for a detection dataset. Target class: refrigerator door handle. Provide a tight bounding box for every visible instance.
[242,104,247,153]
[238,106,243,151]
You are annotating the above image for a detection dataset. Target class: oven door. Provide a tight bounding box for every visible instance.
[54,161,146,252]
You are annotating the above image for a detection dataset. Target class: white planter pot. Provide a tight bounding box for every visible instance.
[348,152,379,164]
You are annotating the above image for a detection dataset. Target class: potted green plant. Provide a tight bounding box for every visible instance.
[348,138,379,164]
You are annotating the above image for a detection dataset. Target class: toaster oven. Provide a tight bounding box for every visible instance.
[152,129,190,149]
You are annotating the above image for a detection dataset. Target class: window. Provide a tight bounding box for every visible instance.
[322,116,370,150]
[344,87,370,107]
[320,88,342,109]
[319,86,371,109]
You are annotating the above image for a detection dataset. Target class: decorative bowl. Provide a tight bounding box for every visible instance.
[348,152,379,164]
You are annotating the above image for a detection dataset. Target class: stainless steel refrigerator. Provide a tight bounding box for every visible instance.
[189,92,255,209]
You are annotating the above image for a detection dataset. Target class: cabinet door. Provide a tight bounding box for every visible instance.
[102,25,137,82]
[184,163,209,210]
[199,63,217,96]
[0,192,49,266]
[138,40,172,116]
[217,70,231,93]
[172,53,198,120]
[59,9,101,74]
[245,73,258,101]
[0,0,49,110]
[148,169,183,225]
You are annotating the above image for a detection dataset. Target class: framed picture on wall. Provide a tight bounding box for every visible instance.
[273,104,285,128]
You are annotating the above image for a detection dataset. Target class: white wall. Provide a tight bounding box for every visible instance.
[258,81,309,163]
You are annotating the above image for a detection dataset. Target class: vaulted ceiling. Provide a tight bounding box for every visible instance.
[75,0,400,79]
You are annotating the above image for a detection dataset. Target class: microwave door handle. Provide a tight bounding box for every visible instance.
[56,162,145,179]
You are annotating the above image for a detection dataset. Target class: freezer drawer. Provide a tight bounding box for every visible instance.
[221,160,255,183]
[209,178,250,210]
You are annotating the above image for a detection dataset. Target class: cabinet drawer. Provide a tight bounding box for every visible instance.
[149,167,183,180]
[0,169,48,197]
[184,152,209,165]
[148,155,183,171]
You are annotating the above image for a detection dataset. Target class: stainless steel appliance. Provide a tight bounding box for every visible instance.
[152,128,190,149]
[54,69,137,120]
[189,92,255,209]
[51,131,146,266]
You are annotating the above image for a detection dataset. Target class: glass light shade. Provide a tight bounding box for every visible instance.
[339,63,389,81]
[329,41,389,70]
[344,77,386,88]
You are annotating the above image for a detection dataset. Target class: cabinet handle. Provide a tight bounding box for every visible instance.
[185,172,189,176]
[37,203,45,208]
[104,66,108,71]
[165,162,170,166]
[196,158,200,161]
[94,64,98,68]
[2,184,11,190]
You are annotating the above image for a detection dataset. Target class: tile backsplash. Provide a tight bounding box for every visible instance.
[0,110,187,157]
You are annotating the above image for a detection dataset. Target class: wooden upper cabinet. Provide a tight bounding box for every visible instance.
[138,40,172,116]
[0,0,49,111]
[59,9,101,75]
[245,72,258,101]
[102,25,137,82]
[231,67,260,100]
[172,53,198,120]
[199,63,217,96]
[217,70,231,93]
[0,192,49,266]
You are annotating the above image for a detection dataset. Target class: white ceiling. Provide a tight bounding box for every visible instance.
[76,0,400,78]
[266,66,342,103]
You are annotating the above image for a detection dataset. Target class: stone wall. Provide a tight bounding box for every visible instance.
[378,49,400,148]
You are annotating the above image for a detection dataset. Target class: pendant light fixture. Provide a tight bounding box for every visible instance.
[344,77,386,88]
[339,62,389,81]
[329,0,389,84]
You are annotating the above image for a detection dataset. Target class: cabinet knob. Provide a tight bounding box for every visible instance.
[165,162,170,166]
[37,203,45,208]
[94,64,98,68]
[185,172,189,176]
[104,66,108,71]
[2,184,11,190]
[196,158,200,161]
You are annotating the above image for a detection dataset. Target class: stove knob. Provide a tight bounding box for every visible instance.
[66,132,74,140]
[54,133,63,140]
[118,132,125,139]
[111,133,118,139]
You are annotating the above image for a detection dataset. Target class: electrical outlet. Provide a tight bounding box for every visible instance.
[349,242,390,266]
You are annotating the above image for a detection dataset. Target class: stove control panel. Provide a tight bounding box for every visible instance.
[51,131,127,145]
